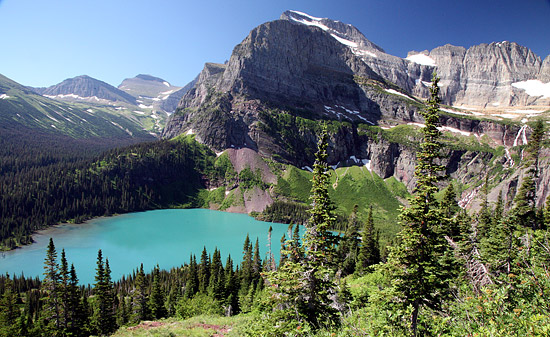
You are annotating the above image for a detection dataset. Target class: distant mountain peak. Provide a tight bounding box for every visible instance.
[135,74,167,83]
[40,75,137,105]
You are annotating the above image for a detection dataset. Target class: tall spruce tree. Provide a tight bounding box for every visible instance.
[385,73,449,336]
[40,238,61,336]
[131,263,149,322]
[356,206,380,274]
[93,250,117,335]
[148,265,167,319]
[0,274,19,337]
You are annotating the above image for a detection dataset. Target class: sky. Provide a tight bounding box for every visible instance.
[1,0,549,88]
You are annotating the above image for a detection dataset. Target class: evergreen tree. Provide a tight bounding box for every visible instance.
[92,250,117,335]
[338,205,361,276]
[0,274,19,337]
[477,176,492,238]
[40,238,61,336]
[252,238,262,285]
[131,263,149,322]
[198,247,210,293]
[356,206,380,274]
[59,249,69,333]
[385,73,449,336]
[148,265,167,319]
[67,264,86,336]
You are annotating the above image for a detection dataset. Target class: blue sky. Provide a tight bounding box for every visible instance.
[1,0,549,88]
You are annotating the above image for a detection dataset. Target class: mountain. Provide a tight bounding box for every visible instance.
[35,75,137,105]
[0,73,154,141]
[162,10,550,212]
[118,74,196,114]
[282,10,550,107]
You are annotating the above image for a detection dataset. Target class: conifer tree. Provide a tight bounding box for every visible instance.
[131,263,149,322]
[385,73,448,336]
[148,265,167,319]
[93,250,116,335]
[40,238,61,335]
[338,205,361,276]
[59,249,69,333]
[198,247,210,293]
[0,274,19,337]
[301,124,340,328]
[252,238,262,284]
[356,206,380,274]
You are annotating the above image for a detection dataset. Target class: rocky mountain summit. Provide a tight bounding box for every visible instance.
[34,75,137,105]
[163,10,550,211]
[118,74,194,114]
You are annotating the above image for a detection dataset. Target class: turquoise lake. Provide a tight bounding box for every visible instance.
[0,209,295,285]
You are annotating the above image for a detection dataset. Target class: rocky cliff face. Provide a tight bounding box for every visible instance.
[162,11,550,211]
[280,10,550,107]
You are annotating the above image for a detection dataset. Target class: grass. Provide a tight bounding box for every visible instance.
[112,315,255,337]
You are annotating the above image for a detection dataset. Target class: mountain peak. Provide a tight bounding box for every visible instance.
[135,74,167,83]
[280,10,385,53]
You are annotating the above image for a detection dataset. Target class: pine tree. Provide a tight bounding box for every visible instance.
[301,124,340,327]
[356,206,380,274]
[59,249,69,333]
[0,274,19,337]
[477,176,492,238]
[198,247,210,293]
[338,205,361,276]
[385,73,448,336]
[92,250,117,335]
[131,263,149,322]
[40,238,61,336]
[148,265,167,319]
[252,238,262,285]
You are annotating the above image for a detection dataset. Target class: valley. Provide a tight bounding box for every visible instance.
[1,6,549,337]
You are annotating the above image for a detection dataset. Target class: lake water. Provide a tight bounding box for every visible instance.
[0,209,296,285]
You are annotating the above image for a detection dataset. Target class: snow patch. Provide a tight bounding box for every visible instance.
[133,110,145,115]
[508,109,543,114]
[86,109,94,113]
[163,81,170,87]
[440,108,470,116]
[216,151,224,157]
[139,104,153,109]
[408,122,426,128]
[406,54,436,66]
[385,89,412,100]
[0,94,10,99]
[353,49,377,58]
[330,162,340,170]
[439,126,472,136]
[225,190,230,196]
[302,166,313,172]
[331,34,358,47]
[51,124,56,129]
[186,129,194,135]
[512,80,550,98]
[289,16,330,31]
[288,10,323,21]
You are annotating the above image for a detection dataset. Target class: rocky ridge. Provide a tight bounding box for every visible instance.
[163,11,550,212]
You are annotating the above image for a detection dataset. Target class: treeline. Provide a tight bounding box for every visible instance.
[0,230,277,336]
[0,137,216,249]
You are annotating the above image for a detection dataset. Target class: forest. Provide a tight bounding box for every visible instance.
[1,76,550,336]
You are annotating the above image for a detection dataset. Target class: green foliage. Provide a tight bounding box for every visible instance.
[176,293,223,320]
